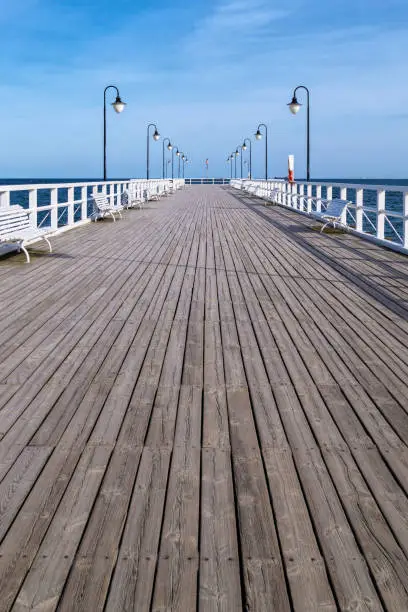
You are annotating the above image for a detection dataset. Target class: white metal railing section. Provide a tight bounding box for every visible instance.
[0,179,185,235]
[231,179,408,255]
[184,178,230,185]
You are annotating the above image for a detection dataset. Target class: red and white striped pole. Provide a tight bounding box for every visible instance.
[288,154,295,183]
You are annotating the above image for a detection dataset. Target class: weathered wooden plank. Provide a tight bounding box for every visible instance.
[13,445,112,612]
[106,447,171,611]
[57,446,143,611]
[199,448,242,611]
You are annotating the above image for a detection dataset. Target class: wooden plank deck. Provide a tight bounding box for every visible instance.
[0,184,408,611]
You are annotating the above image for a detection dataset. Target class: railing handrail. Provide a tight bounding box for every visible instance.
[0,178,185,240]
[230,178,408,254]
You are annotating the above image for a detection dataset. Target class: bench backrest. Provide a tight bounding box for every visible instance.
[0,206,31,237]
[91,194,111,211]
[323,198,348,218]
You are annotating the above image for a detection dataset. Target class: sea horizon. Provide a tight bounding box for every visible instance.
[1,177,408,186]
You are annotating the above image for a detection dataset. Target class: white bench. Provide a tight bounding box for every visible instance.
[315,199,349,232]
[0,205,52,263]
[90,193,123,221]
[121,185,145,209]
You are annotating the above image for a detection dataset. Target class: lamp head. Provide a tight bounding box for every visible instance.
[255,129,262,140]
[167,142,173,150]
[242,142,247,151]
[176,150,180,156]
[235,149,239,156]
[153,129,160,141]
[112,96,126,113]
[288,96,301,114]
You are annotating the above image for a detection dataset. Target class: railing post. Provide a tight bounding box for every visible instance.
[50,187,58,230]
[340,186,347,225]
[299,184,304,211]
[404,191,408,249]
[29,189,38,229]
[307,184,312,213]
[0,190,10,208]
[355,188,363,232]
[67,187,74,226]
[377,189,385,240]
[316,185,322,212]
[81,186,88,220]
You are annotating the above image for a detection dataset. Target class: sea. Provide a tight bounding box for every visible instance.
[1,178,407,242]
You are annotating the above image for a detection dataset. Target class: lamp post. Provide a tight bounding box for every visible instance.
[254,123,268,180]
[103,85,126,181]
[166,159,171,178]
[182,155,187,178]
[162,138,173,179]
[172,147,179,179]
[242,138,252,179]
[288,85,310,181]
[227,156,232,179]
[177,151,183,179]
[236,146,243,178]
[230,152,237,179]
[146,123,160,179]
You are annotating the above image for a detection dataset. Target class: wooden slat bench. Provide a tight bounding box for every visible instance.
[90,193,123,221]
[0,205,52,263]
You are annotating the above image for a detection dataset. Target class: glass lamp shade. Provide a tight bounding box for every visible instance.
[182,155,185,160]
[153,129,160,141]
[288,97,301,114]
[255,130,262,140]
[167,142,173,150]
[176,150,180,156]
[235,149,239,156]
[242,143,247,151]
[112,96,126,113]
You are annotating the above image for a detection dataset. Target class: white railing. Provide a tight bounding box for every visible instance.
[231,179,408,254]
[0,178,184,234]
[184,178,230,185]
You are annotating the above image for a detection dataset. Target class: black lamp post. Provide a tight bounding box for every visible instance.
[177,151,183,179]
[227,156,232,179]
[231,152,237,179]
[182,155,187,178]
[242,138,252,179]
[254,123,268,180]
[172,147,179,179]
[288,85,310,181]
[103,85,126,181]
[236,146,243,178]
[146,123,160,179]
[162,138,173,179]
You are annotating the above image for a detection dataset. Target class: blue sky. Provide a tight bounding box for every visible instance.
[0,0,407,179]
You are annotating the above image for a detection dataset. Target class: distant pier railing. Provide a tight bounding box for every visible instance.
[184,178,230,185]
[231,179,408,254]
[0,179,184,234]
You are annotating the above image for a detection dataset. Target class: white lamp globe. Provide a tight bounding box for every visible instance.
[112,96,126,113]
[167,142,173,150]
[255,129,262,140]
[288,97,301,114]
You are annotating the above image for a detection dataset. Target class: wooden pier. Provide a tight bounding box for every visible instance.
[0,185,407,611]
